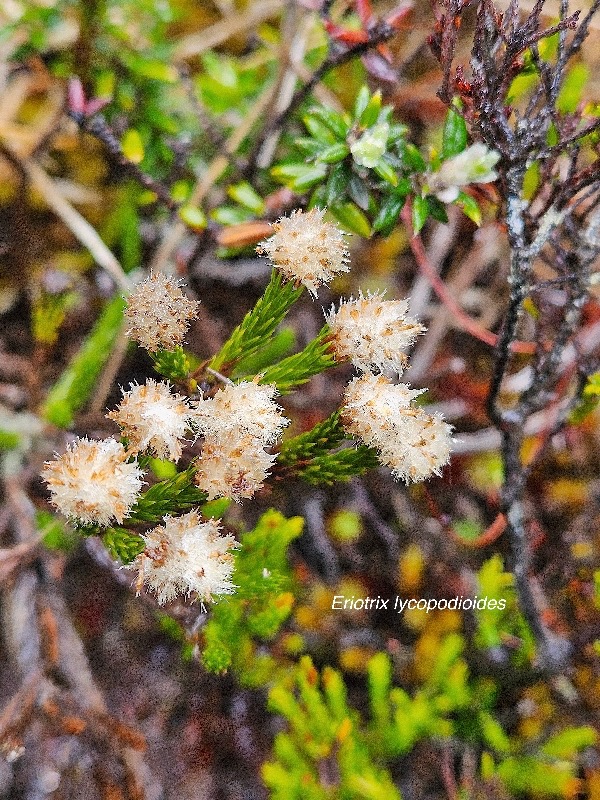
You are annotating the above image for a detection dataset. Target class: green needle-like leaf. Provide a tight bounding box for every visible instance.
[210,270,303,372]
[257,326,336,394]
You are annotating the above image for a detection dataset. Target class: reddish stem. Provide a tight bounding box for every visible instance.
[401,203,536,355]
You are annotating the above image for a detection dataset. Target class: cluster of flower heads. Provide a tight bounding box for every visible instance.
[325,291,424,376]
[43,207,453,605]
[42,437,144,527]
[343,374,452,483]
[258,208,453,483]
[124,271,199,352]
[191,380,289,501]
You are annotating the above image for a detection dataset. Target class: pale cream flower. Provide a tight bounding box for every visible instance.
[107,379,194,462]
[379,408,453,483]
[342,373,425,446]
[350,122,390,168]
[325,291,425,375]
[342,374,452,483]
[124,272,199,352]
[42,437,143,526]
[135,510,237,604]
[194,436,276,502]
[429,143,501,203]
[191,380,289,446]
[257,208,350,296]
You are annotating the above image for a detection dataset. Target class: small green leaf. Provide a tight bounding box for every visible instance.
[294,137,324,157]
[557,63,589,114]
[542,726,597,759]
[353,86,371,121]
[522,161,541,201]
[179,205,208,231]
[227,182,265,214]
[583,372,600,397]
[442,105,468,159]
[302,113,338,144]
[426,195,449,223]
[372,194,405,235]
[0,430,21,450]
[317,142,350,164]
[455,191,482,226]
[373,158,399,186]
[411,195,429,233]
[359,90,382,127]
[402,143,426,172]
[347,175,371,211]
[121,129,145,164]
[325,162,350,206]
[271,163,327,192]
[330,201,372,237]
[211,205,253,226]
[307,106,349,139]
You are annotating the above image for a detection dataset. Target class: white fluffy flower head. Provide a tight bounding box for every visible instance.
[342,374,452,483]
[379,409,453,483]
[191,380,289,446]
[325,291,425,375]
[42,437,143,526]
[343,373,425,444]
[124,272,199,352]
[195,436,276,502]
[107,379,194,462]
[135,510,237,605]
[257,208,350,296]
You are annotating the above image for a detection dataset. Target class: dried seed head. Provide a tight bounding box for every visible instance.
[257,208,350,296]
[135,510,237,604]
[124,272,199,352]
[191,380,289,446]
[194,436,276,502]
[107,379,194,462]
[325,291,425,375]
[342,374,452,483]
[42,437,143,526]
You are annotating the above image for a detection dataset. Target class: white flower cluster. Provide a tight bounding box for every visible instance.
[325,291,424,375]
[326,289,453,482]
[42,437,144,526]
[192,380,289,501]
[108,379,195,462]
[42,377,243,604]
[134,511,237,605]
[125,272,199,352]
[257,208,350,296]
[343,374,452,483]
